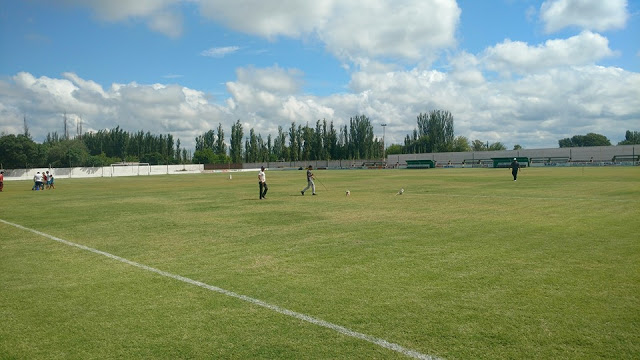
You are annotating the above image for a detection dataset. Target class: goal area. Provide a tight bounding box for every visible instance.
[110,163,151,177]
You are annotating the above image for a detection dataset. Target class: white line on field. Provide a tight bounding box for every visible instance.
[0,218,442,360]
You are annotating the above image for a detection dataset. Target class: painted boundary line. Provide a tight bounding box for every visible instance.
[0,218,442,360]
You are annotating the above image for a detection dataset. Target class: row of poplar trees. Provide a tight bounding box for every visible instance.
[194,115,385,164]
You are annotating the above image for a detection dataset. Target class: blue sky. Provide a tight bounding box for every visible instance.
[1,0,638,151]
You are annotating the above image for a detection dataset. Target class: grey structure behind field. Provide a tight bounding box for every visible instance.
[246,145,639,169]
[2,145,638,181]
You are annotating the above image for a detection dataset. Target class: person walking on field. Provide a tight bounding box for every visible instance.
[301,165,316,195]
[258,166,268,199]
[510,158,520,181]
[0,171,4,192]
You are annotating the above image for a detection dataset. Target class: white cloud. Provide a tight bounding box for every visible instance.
[2,60,639,151]
[540,0,628,33]
[0,72,227,149]
[60,0,183,37]
[320,0,460,61]
[200,0,460,61]
[200,46,241,58]
[147,11,183,38]
[234,65,304,95]
[53,0,460,62]
[198,0,332,39]
[482,31,615,75]
[63,0,179,21]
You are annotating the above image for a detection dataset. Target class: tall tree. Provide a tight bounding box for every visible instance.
[404,110,454,153]
[452,136,471,152]
[273,125,288,161]
[23,115,31,139]
[175,139,181,161]
[348,114,375,159]
[301,123,313,161]
[471,140,487,151]
[618,130,640,145]
[215,123,226,156]
[327,121,338,160]
[230,120,244,163]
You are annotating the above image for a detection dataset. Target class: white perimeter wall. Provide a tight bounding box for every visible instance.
[3,164,204,181]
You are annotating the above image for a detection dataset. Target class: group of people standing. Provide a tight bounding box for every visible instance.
[33,171,55,191]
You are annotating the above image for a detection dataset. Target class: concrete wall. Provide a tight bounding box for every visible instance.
[386,145,639,167]
[3,164,204,181]
[3,145,636,179]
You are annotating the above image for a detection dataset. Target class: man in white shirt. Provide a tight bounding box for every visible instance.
[258,166,268,199]
[33,172,43,191]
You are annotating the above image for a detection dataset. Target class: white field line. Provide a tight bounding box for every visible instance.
[0,218,442,360]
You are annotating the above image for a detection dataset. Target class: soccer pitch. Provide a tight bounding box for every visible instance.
[1,167,638,359]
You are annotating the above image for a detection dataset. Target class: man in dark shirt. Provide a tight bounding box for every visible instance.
[510,158,520,181]
[301,165,316,195]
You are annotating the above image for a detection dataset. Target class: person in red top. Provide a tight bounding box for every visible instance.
[0,171,4,192]
[42,172,48,190]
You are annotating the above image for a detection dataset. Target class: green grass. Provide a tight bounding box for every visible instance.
[1,167,639,359]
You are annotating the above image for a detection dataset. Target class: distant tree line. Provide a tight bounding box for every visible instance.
[1,110,637,169]
[558,130,640,147]
[0,126,188,169]
[558,133,611,147]
[192,115,384,164]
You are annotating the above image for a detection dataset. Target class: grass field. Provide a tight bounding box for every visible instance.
[1,167,639,359]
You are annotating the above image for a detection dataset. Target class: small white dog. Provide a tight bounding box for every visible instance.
[396,188,404,195]
[346,190,351,196]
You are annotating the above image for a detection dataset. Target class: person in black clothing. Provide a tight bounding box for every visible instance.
[510,158,520,181]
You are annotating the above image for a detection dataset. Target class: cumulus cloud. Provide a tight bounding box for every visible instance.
[59,0,183,37]
[233,65,304,95]
[320,0,460,61]
[2,60,639,151]
[147,11,183,38]
[341,64,640,147]
[540,0,628,33]
[482,31,615,75]
[198,0,332,39]
[0,72,227,149]
[199,0,460,61]
[63,0,460,62]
